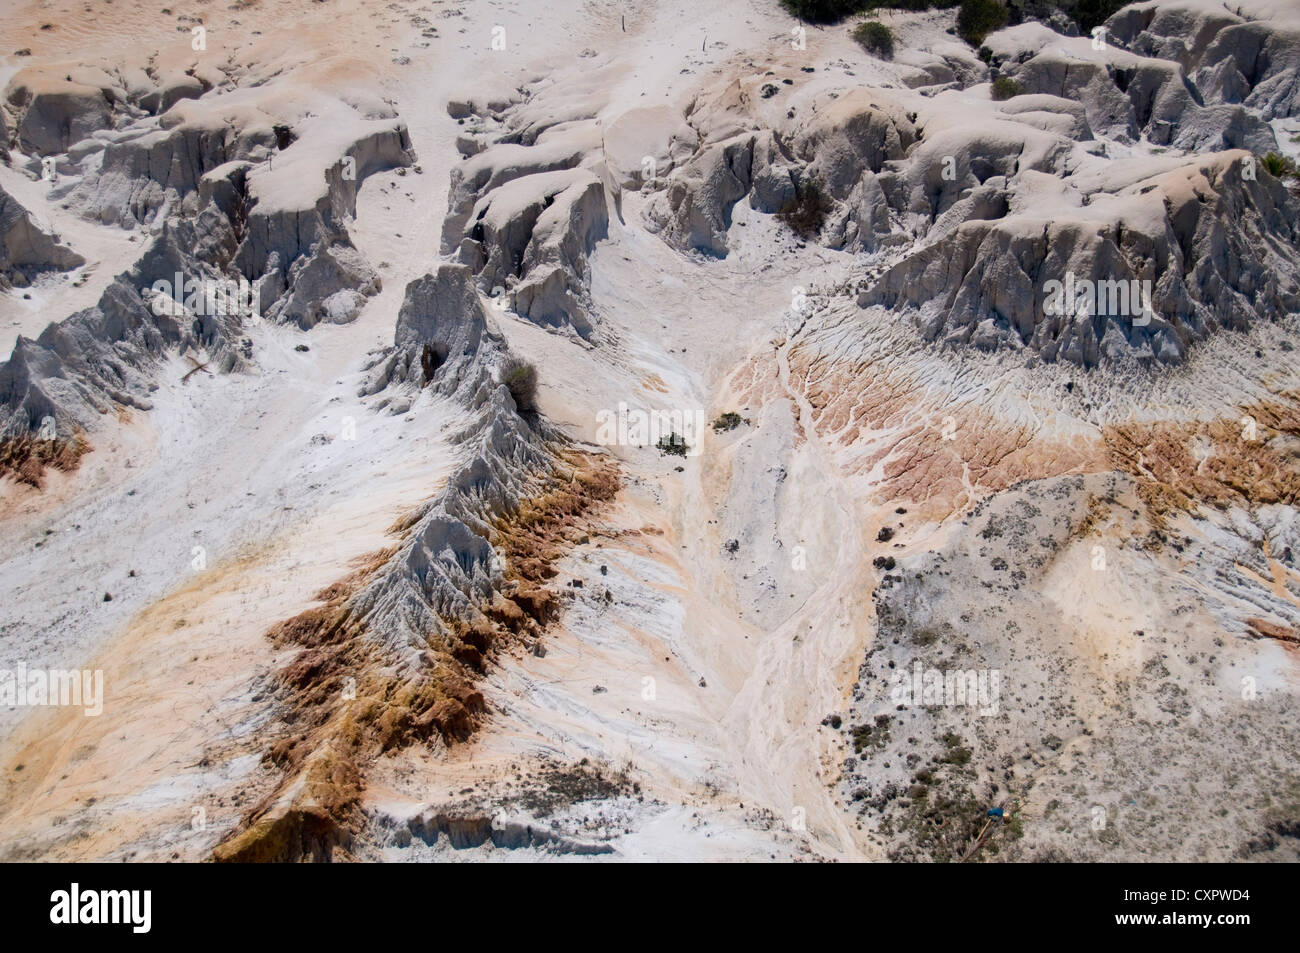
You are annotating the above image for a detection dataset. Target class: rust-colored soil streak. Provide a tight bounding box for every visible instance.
[1104,391,1300,521]
[213,448,619,862]
[0,432,88,489]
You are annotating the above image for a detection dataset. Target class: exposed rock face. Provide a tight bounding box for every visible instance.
[4,72,115,156]
[995,94,1093,141]
[601,104,699,189]
[38,76,416,330]
[632,1,1296,274]
[643,84,919,255]
[624,10,1299,370]
[237,123,415,271]
[440,108,612,336]
[0,219,245,453]
[989,24,1278,153]
[135,74,207,117]
[356,263,610,660]
[1107,0,1300,120]
[646,133,759,257]
[895,42,990,92]
[791,89,917,197]
[71,119,275,229]
[878,115,1068,239]
[361,264,493,401]
[0,185,85,287]
[862,152,1300,366]
[2,61,216,161]
[0,100,414,456]
[256,237,380,329]
[441,123,601,255]
[215,421,620,861]
[3,64,211,169]
[346,386,555,663]
[7,0,1300,868]
[68,105,414,328]
[458,167,608,335]
[63,83,413,232]
[218,262,619,861]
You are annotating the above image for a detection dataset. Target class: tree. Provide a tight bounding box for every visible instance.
[957,0,1008,46]
[780,0,869,25]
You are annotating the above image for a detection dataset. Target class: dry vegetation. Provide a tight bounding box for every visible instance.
[0,431,88,489]
[213,448,619,862]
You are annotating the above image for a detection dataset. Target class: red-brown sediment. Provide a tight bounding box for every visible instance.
[1102,392,1300,521]
[0,432,89,489]
[212,448,619,862]
[1246,617,1300,646]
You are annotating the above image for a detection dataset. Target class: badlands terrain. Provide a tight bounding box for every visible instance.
[0,0,1298,863]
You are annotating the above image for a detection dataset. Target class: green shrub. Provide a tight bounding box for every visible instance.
[853,20,895,58]
[851,716,891,753]
[1260,151,1298,179]
[990,75,1024,100]
[656,433,688,457]
[712,412,745,433]
[499,356,538,413]
[957,0,1008,46]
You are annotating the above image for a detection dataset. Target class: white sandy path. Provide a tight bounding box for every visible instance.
[366,174,886,859]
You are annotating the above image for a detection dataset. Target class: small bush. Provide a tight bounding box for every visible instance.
[656,433,688,457]
[853,20,894,59]
[957,0,1008,46]
[499,356,538,413]
[712,412,745,433]
[1260,151,1298,180]
[941,745,973,766]
[990,75,1024,101]
[778,180,833,239]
